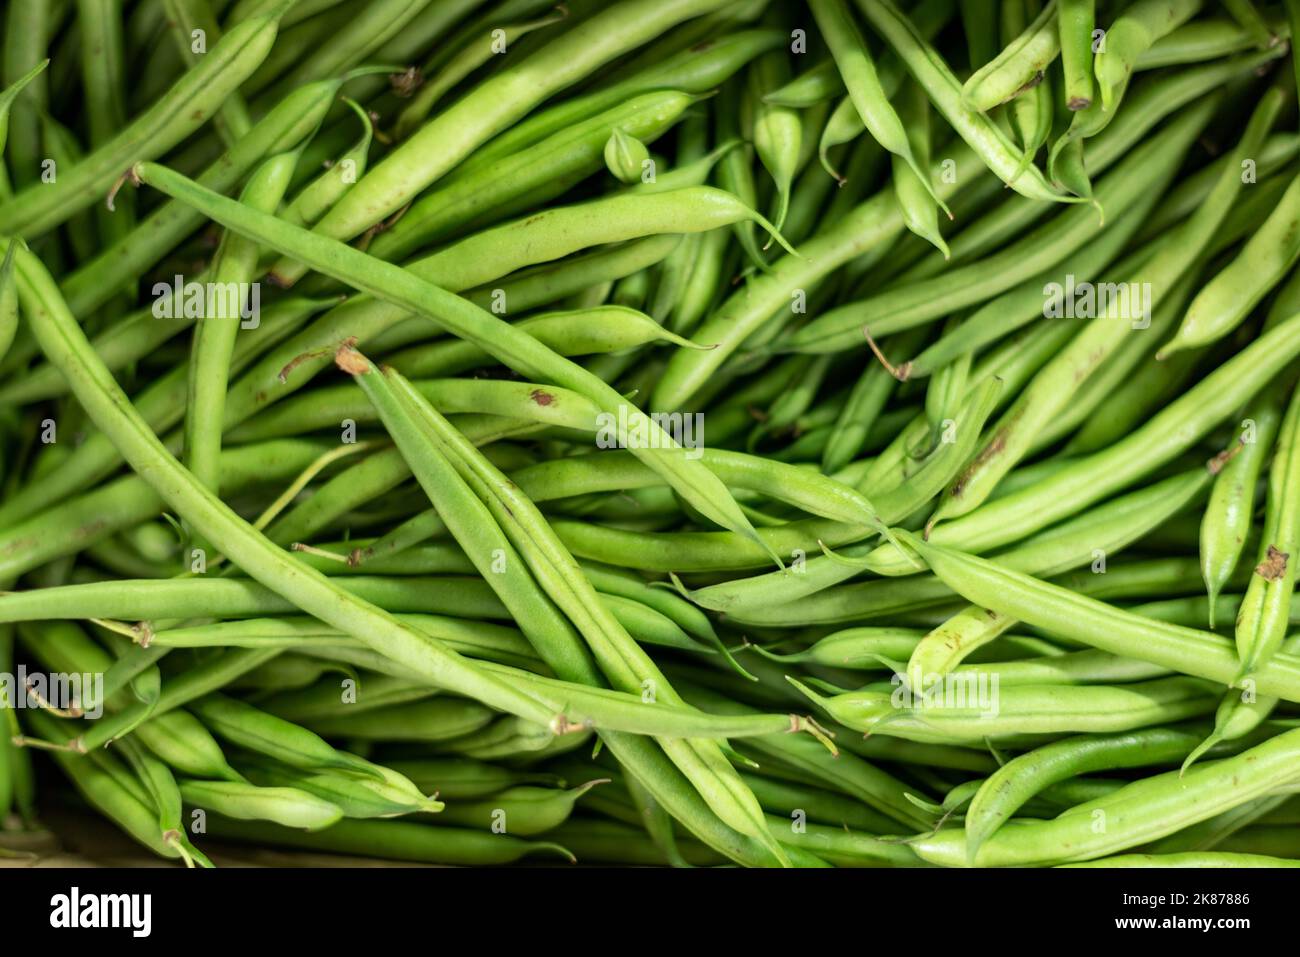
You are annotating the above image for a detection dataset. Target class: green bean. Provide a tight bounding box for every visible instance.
[258,0,436,100]
[740,772,900,834]
[179,778,343,831]
[0,575,511,626]
[899,532,1300,703]
[817,96,863,183]
[242,760,443,818]
[962,0,1059,111]
[1182,631,1300,773]
[773,816,922,867]
[905,208,1154,381]
[1202,405,1283,628]
[792,675,1218,745]
[0,58,47,199]
[57,75,346,320]
[277,96,372,231]
[159,614,544,671]
[439,714,568,761]
[749,46,800,230]
[1,5,50,195]
[384,306,697,381]
[1138,16,1281,69]
[209,813,575,864]
[11,242,575,732]
[0,244,16,363]
[24,710,185,861]
[773,98,1210,354]
[912,726,1300,866]
[0,9,283,237]
[434,780,605,836]
[964,726,1222,860]
[653,143,986,409]
[1005,5,1054,180]
[130,164,771,554]
[371,90,700,263]
[822,332,912,474]
[1287,0,1300,94]
[685,693,933,832]
[1065,851,1300,868]
[1094,0,1204,113]
[460,27,782,179]
[811,0,946,220]
[0,439,332,581]
[116,736,211,866]
[715,77,768,271]
[764,59,839,108]
[315,356,781,865]
[854,0,1078,203]
[1234,379,1300,679]
[289,0,738,253]
[904,469,1210,678]
[1221,0,1275,47]
[899,649,1172,687]
[349,350,793,864]
[616,768,690,867]
[75,0,134,265]
[394,6,568,141]
[163,0,253,148]
[384,757,564,800]
[917,91,1278,526]
[304,697,498,743]
[1162,178,1300,357]
[1057,0,1094,109]
[187,692,386,778]
[186,150,300,520]
[891,79,948,257]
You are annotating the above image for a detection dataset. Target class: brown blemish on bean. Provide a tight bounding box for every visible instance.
[1254,545,1288,582]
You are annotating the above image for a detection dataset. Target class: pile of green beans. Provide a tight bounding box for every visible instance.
[2,0,1300,872]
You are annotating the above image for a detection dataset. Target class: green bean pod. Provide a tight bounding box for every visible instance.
[891,79,949,257]
[434,780,606,836]
[180,779,344,831]
[0,59,49,198]
[0,10,283,237]
[915,726,1300,866]
[188,692,388,778]
[855,0,1078,203]
[812,0,947,216]
[749,47,800,230]
[1057,0,1095,109]
[208,814,575,864]
[1162,176,1300,356]
[393,6,569,141]
[303,697,499,743]
[0,243,16,362]
[1100,0,1207,107]
[243,761,443,818]
[385,757,565,800]
[1234,378,1300,678]
[964,726,1216,860]
[962,0,1060,111]
[295,0,739,250]
[791,675,1218,744]
[1201,404,1283,626]
[900,532,1300,704]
